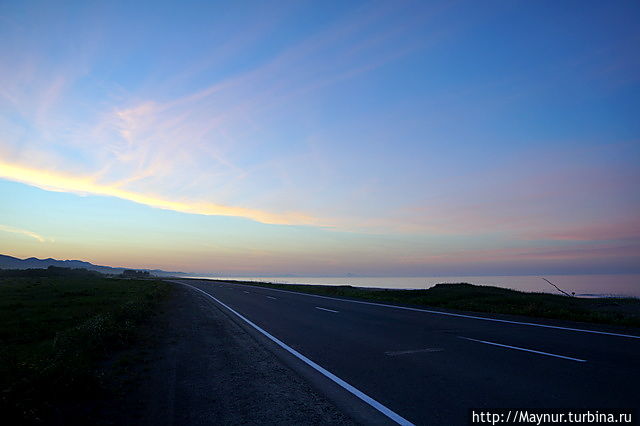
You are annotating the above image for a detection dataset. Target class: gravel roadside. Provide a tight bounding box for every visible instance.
[89,284,357,425]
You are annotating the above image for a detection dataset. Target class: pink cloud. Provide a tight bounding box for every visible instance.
[524,221,640,242]
[394,242,640,267]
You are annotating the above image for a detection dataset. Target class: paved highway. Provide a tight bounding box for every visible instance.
[172,280,640,425]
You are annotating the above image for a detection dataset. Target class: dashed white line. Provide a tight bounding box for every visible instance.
[385,348,443,356]
[315,307,339,313]
[243,291,250,294]
[201,282,639,340]
[266,296,277,300]
[174,281,414,426]
[458,336,587,362]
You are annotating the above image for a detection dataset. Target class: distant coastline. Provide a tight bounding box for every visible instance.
[184,274,640,298]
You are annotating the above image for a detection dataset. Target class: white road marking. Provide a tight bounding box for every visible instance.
[458,336,587,362]
[243,291,250,294]
[385,348,443,356]
[266,296,277,300]
[174,281,414,426]
[200,282,640,340]
[315,307,339,313]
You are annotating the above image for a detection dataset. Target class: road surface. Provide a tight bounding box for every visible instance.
[171,280,640,425]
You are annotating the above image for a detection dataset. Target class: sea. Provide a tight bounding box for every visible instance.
[185,274,640,298]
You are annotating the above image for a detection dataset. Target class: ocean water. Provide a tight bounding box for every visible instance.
[186,274,640,298]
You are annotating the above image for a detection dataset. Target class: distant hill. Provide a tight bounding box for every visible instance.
[0,254,186,277]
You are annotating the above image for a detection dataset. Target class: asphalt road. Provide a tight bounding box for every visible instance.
[172,279,640,425]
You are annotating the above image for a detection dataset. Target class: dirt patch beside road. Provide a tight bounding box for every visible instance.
[91,283,355,425]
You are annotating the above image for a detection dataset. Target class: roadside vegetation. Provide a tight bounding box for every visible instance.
[0,268,171,425]
[195,279,640,328]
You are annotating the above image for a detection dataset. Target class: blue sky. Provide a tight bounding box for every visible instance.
[1,1,639,275]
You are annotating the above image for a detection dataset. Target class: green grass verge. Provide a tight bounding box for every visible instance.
[191,279,640,328]
[0,276,171,424]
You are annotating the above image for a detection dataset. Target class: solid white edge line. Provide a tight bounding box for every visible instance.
[175,281,414,426]
[202,281,640,340]
[315,307,339,313]
[458,336,587,362]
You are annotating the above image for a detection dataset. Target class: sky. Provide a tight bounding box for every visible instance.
[1,0,639,276]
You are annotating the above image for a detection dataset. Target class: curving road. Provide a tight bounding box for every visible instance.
[171,279,640,425]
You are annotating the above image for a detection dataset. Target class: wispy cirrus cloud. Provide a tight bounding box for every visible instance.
[1,0,639,280]
[0,224,50,243]
[522,221,640,242]
[0,1,446,228]
[392,242,640,273]
[0,161,324,226]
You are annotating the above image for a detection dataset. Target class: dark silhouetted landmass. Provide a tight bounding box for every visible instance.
[0,254,186,277]
[0,265,102,278]
[121,269,151,278]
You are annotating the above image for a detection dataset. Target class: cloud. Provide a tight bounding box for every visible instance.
[0,224,49,243]
[0,161,324,226]
[393,242,640,269]
[523,221,640,242]
[0,2,452,232]
[2,2,637,246]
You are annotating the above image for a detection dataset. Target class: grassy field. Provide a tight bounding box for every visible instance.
[0,275,171,424]
[193,279,640,328]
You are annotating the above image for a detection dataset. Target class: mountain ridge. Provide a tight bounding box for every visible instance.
[0,254,186,277]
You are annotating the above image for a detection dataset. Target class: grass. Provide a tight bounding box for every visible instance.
[0,275,171,425]
[191,279,640,328]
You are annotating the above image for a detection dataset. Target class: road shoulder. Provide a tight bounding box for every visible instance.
[90,284,357,425]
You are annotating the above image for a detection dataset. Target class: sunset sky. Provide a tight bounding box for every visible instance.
[1,1,639,276]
